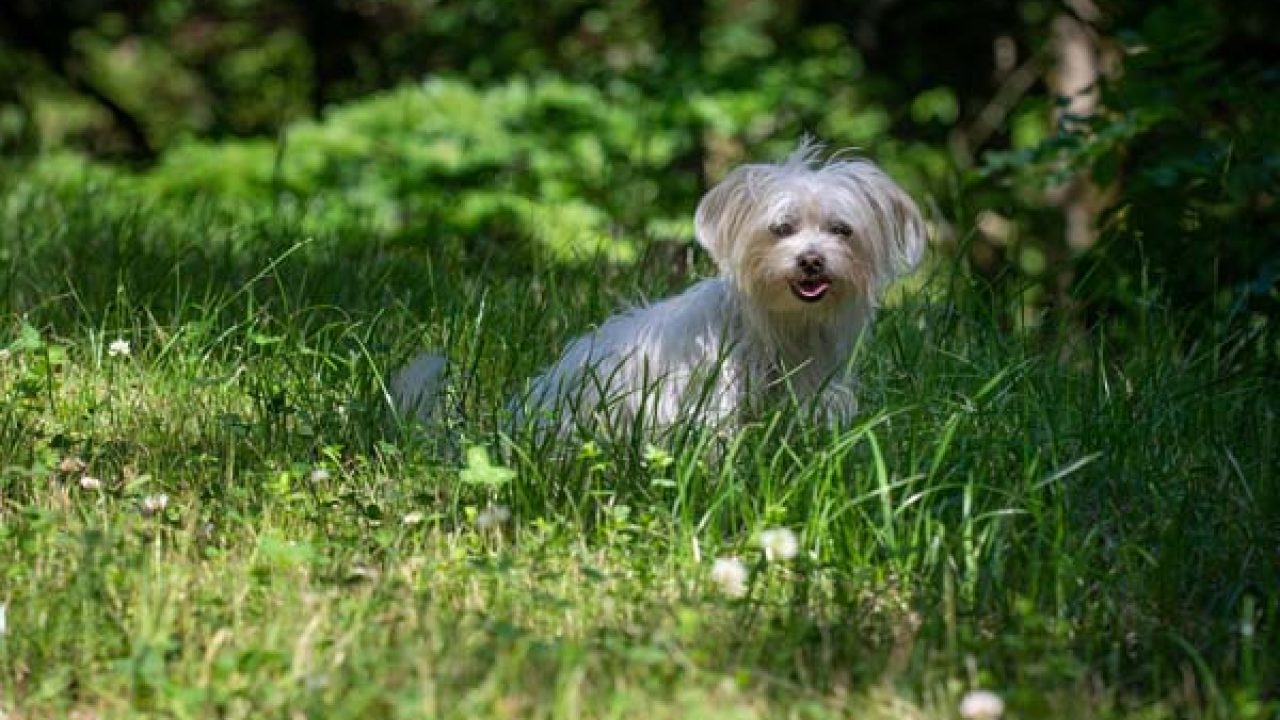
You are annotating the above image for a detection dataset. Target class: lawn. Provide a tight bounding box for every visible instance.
[1,176,1276,719]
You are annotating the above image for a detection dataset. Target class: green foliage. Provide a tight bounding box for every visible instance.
[3,0,1276,346]
[981,1,1279,335]
[137,78,675,262]
[25,61,948,266]
[2,3,1278,713]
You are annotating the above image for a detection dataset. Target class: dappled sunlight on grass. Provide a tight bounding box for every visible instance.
[1,177,1277,718]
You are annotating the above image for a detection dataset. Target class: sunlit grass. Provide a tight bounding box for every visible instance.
[0,179,1276,718]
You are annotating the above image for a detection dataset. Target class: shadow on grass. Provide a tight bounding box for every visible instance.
[3,180,1278,714]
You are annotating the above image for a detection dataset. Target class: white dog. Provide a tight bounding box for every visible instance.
[394,141,924,436]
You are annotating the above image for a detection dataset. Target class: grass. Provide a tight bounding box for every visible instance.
[1,175,1277,719]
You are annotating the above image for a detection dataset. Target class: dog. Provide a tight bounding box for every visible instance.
[393,140,925,437]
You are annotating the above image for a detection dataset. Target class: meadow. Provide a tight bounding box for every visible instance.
[0,160,1275,719]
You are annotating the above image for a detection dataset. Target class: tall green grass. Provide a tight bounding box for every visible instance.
[1,176,1276,718]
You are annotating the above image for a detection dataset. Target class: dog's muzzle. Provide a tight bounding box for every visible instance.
[790,251,831,302]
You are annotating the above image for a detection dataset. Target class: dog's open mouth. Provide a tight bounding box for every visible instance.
[790,277,832,303]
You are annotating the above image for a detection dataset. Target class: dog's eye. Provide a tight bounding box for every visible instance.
[769,222,796,238]
[829,222,853,238]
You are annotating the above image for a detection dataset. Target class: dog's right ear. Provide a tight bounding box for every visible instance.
[694,164,766,269]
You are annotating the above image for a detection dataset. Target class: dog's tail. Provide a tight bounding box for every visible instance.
[390,352,447,424]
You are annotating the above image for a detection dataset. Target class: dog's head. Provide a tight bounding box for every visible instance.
[694,140,925,315]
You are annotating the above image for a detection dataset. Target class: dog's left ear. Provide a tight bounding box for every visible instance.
[883,183,927,278]
[828,159,927,280]
[694,164,767,269]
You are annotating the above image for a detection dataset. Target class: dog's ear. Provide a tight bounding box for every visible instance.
[694,164,767,268]
[883,183,927,277]
[825,159,927,280]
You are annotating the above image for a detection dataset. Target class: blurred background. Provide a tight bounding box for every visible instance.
[1,0,1276,348]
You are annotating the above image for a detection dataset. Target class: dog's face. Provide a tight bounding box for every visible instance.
[695,145,925,316]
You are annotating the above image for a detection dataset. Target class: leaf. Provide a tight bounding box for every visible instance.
[459,446,515,487]
[10,322,44,352]
[642,444,673,470]
[249,332,285,346]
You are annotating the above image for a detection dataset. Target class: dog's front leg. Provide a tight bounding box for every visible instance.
[818,381,860,429]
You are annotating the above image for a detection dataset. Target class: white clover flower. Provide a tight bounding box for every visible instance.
[709,557,750,598]
[402,510,425,526]
[959,689,1005,720]
[475,504,512,531]
[108,339,132,357]
[758,527,799,562]
[58,456,87,475]
[309,468,332,483]
[140,493,169,516]
[79,476,103,490]
[0,348,11,361]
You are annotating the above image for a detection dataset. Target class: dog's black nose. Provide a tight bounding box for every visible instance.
[797,251,825,275]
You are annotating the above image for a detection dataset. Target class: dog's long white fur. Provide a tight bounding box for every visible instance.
[393,140,925,435]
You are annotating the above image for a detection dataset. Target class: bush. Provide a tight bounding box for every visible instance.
[104,64,949,267]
